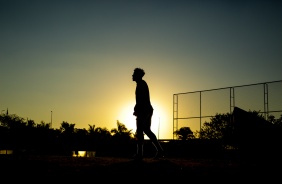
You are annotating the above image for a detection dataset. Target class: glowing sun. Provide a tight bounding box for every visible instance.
[117,102,167,139]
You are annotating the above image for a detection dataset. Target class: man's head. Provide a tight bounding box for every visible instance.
[132,68,145,81]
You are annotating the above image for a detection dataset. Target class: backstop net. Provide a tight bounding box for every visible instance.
[173,80,282,139]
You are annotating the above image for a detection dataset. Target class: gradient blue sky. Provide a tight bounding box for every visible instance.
[1,0,281,139]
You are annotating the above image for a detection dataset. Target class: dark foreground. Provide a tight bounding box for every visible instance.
[0,154,280,182]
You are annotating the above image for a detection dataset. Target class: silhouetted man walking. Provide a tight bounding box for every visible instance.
[132,67,164,161]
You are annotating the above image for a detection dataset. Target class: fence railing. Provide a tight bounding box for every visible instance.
[173,80,282,139]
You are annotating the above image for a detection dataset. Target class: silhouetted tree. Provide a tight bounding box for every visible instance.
[195,110,282,150]
[74,128,88,151]
[195,113,232,140]
[2,110,281,157]
[174,127,194,140]
[60,121,75,134]
[268,114,282,127]
[27,119,36,128]
[0,114,27,152]
[59,121,76,154]
[36,121,50,129]
[110,120,134,156]
[110,120,134,140]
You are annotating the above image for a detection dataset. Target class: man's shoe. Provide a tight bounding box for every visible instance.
[153,151,165,160]
[132,154,143,161]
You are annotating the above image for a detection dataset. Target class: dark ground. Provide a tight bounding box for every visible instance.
[1,154,281,182]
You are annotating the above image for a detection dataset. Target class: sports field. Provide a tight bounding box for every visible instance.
[0,155,279,182]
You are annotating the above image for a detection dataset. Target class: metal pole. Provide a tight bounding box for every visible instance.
[51,111,52,128]
[158,117,160,139]
[200,91,202,132]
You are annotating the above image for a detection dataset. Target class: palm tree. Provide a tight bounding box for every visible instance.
[110,120,134,139]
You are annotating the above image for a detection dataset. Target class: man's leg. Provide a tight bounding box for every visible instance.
[147,132,164,159]
[133,116,144,160]
[143,113,165,159]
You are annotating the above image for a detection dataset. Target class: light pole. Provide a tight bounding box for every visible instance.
[158,117,160,139]
[51,111,52,128]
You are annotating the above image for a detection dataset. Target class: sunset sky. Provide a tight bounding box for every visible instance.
[1,0,282,139]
